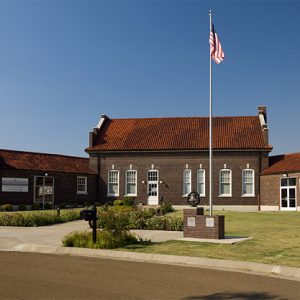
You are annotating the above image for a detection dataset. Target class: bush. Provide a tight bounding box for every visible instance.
[18,204,27,211]
[123,197,135,207]
[97,209,130,235]
[62,230,140,249]
[1,204,13,212]
[160,202,174,213]
[0,209,81,226]
[113,199,124,206]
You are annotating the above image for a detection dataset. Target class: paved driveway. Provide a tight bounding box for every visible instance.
[0,220,183,250]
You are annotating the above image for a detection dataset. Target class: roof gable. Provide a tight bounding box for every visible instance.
[86,116,271,152]
[0,149,95,174]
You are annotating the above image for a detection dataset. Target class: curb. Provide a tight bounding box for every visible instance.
[3,243,300,282]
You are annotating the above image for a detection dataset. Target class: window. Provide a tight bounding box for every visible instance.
[77,177,87,194]
[219,169,232,196]
[108,170,119,196]
[125,170,137,196]
[242,169,255,196]
[197,169,205,196]
[183,169,191,196]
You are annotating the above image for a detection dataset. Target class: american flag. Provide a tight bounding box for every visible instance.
[209,23,224,64]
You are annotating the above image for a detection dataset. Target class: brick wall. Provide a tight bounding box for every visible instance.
[0,169,97,206]
[183,208,225,239]
[96,150,266,206]
[260,172,300,208]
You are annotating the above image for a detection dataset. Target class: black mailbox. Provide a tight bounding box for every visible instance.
[80,206,98,244]
[80,209,96,221]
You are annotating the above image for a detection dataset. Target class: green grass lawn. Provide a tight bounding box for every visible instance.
[121,210,300,268]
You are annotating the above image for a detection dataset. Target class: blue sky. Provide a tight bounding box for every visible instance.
[0,0,299,157]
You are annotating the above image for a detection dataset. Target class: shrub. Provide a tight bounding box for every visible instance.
[97,209,130,235]
[0,209,81,226]
[62,230,139,249]
[18,204,27,211]
[160,202,174,213]
[1,204,13,212]
[113,199,124,206]
[123,197,135,207]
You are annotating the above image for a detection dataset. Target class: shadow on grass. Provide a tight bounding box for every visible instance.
[183,292,287,300]
[122,241,158,250]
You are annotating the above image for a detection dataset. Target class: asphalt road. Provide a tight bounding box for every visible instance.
[0,252,299,300]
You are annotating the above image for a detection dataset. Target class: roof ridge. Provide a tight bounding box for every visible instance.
[109,115,258,121]
[0,149,88,160]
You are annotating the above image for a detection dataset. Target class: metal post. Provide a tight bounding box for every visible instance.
[92,204,97,244]
[209,10,213,216]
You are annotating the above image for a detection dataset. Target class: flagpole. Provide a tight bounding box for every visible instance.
[209,10,213,217]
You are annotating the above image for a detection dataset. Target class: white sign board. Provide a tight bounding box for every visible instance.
[187,217,196,227]
[2,178,29,192]
[206,218,214,228]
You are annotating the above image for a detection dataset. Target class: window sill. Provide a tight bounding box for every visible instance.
[107,194,119,197]
[241,194,255,197]
[77,192,88,195]
[125,194,137,197]
[218,195,232,197]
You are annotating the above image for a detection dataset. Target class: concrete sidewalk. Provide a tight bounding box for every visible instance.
[1,220,300,282]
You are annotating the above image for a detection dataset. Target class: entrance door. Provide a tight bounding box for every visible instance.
[280,177,296,211]
[147,170,159,205]
[34,176,55,209]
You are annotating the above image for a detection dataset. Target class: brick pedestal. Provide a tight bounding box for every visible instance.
[183,208,225,239]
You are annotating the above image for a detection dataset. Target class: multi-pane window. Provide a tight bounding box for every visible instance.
[242,169,255,196]
[197,169,205,196]
[183,169,191,196]
[108,170,119,196]
[125,170,137,196]
[77,176,87,194]
[219,169,232,196]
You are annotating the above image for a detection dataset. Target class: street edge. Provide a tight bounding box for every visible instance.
[2,243,300,282]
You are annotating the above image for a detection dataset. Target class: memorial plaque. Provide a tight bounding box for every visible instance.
[206,217,214,228]
[187,217,196,227]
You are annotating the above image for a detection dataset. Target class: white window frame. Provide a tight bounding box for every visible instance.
[125,170,137,196]
[108,170,119,196]
[77,176,87,194]
[242,169,255,197]
[219,169,232,197]
[183,169,192,196]
[197,169,205,197]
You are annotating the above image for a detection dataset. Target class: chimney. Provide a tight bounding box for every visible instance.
[258,105,269,145]
[89,114,108,147]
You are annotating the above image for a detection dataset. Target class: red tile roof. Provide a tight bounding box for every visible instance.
[0,149,95,174]
[262,153,300,175]
[86,116,272,152]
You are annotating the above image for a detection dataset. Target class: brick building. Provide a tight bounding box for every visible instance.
[86,106,272,209]
[260,153,300,211]
[0,149,97,208]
